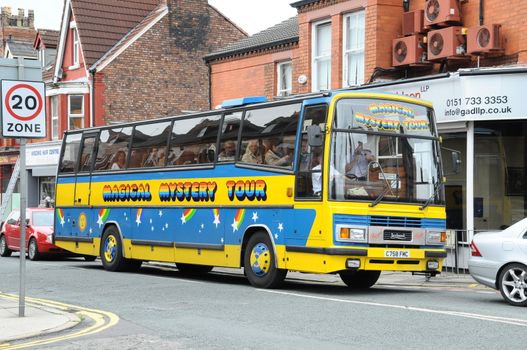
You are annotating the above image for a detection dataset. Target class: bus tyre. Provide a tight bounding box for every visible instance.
[100,226,128,272]
[244,232,287,289]
[176,263,213,275]
[339,270,381,289]
[0,235,12,257]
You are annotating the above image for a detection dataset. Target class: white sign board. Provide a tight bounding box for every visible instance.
[362,72,525,123]
[1,80,46,138]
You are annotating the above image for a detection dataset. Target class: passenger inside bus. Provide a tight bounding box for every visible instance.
[111,150,127,170]
[265,138,292,167]
[345,141,375,180]
[218,140,236,161]
[241,140,262,164]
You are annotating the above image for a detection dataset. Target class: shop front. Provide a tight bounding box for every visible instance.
[25,141,61,208]
[360,67,527,237]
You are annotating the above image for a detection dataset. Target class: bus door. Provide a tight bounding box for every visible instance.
[74,132,98,207]
[293,104,328,244]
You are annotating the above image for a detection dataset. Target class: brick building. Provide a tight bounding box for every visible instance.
[47,0,246,142]
[0,7,37,194]
[205,0,527,250]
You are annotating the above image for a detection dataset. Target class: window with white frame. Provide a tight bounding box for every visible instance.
[343,11,365,87]
[68,95,84,130]
[277,61,292,97]
[312,21,332,92]
[39,48,46,67]
[51,96,58,140]
[72,27,79,66]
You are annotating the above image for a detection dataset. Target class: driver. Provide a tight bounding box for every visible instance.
[345,141,375,180]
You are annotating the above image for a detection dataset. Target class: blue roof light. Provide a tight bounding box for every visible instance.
[221,96,268,108]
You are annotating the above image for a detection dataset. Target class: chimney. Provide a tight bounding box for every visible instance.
[18,8,24,27]
[28,9,34,28]
[1,7,11,26]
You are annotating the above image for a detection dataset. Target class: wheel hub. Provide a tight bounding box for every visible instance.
[104,236,117,263]
[249,243,271,277]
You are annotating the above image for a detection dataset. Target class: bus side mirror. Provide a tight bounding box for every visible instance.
[441,147,462,175]
[307,125,323,147]
[451,151,461,174]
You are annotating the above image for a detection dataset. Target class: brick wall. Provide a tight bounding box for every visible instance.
[0,7,36,57]
[100,0,246,124]
[210,0,527,102]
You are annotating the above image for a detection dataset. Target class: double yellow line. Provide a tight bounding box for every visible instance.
[0,293,119,349]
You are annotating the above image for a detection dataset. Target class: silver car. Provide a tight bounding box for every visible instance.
[468,218,527,307]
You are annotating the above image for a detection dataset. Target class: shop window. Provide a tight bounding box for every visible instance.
[68,95,83,130]
[312,20,331,91]
[343,11,365,87]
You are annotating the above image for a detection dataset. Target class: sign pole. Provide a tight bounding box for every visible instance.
[18,138,26,317]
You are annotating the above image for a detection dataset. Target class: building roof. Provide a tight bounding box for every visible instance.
[204,16,298,62]
[289,0,319,8]
[37,29,60,49]
[5,40,37,59]
[90,1,167,71]
[70,0,160,67]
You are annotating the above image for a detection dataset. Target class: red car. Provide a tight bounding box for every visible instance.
[0,208,67,260]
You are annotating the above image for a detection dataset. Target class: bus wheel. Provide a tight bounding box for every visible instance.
[100,226,127,272]
[339,270,381,289]
[176,263,213,275]
[244,232,287,289]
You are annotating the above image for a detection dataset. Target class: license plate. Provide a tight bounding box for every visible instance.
[384,250,410,258]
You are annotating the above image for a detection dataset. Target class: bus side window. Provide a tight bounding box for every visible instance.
[170,114,221,166]
[238,103,301,169]
[130,121,171,169]
[218,112,242,163]
[59,133,82,174]
[94,127,133,171]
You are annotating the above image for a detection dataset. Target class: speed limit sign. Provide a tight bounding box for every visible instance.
[1,80,46,138]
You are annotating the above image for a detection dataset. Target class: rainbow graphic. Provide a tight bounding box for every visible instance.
[182,208,197,223]
[233,209,245,230]
[56,208,65,225]
[213,208,219,217]
[98,208,110,222]
[136,208,143,225]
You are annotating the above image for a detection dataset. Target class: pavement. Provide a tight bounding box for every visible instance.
[0,267,482,346]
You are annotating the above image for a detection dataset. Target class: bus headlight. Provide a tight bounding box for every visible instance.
[426,230,446,245]
[336,225,367,243]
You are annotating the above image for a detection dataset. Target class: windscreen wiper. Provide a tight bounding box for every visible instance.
[369,183,391,208]
[420,181,443,210]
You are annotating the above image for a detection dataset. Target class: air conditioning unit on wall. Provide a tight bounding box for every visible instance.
[402,10,424,36]
[467,24,503,55]
[392,35,426,67]
[427,26,466,61]
[424,0,461,28]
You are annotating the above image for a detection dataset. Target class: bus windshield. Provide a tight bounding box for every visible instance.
[329,98,443,205]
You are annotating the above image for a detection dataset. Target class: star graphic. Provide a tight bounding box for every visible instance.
[159,210,163,217]
[213,214,221,228]
[252,212,259,222]
[151,226,154,231]
[165,223,169,228]
[275,233,279,240]
[200,223,205,229]
[221,237,224,243]
[136,216,141,226]
[97,215,103,228]
[231,219,239,232]
[181,214,186,224]
[60,217,65,227]
[278,223,284,232]
[149,218,153,224]
[89,227,93,234]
